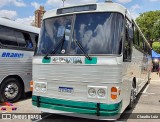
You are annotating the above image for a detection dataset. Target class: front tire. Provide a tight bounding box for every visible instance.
[0,78,22,102]
[127,82,136,110]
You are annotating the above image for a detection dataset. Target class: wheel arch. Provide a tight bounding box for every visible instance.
[133,77,136,88]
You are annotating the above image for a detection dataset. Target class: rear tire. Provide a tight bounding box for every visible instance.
[127,82,136,110]
[0,78,22,103]
[147,72,151,84]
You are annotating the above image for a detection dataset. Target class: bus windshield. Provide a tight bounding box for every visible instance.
[36,12,124,55]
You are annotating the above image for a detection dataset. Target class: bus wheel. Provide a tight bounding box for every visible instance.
[147,72,151,84]
[127,82,136,110]
[0,78,22,103]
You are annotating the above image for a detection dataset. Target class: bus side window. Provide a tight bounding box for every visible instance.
[148,47,151,55]
[23,33,33,49]
[0,26,18,46]
[34,35,39,55]
[15,31,26,47]
[144,42,148,54]
[139,35,144,51]
[133,26,139,48]
[123,21,132,61]
[35,35,38,45]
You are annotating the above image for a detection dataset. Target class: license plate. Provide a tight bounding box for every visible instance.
[58,87,73,93]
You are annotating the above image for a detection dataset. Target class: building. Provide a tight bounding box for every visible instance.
[35,6,46,28]
[31,20,35,27]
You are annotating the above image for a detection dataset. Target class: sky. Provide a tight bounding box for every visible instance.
[0,0,159,25]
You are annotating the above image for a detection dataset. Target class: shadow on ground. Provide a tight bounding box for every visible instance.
[17,91,32,103]
[119,83,149,121]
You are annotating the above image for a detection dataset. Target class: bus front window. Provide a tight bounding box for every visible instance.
[36,15,73,55]
[71,13,124,55]
[36,13,124,56]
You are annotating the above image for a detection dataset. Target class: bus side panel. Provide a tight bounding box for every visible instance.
[121,47,144,111]
[132,48,148,94]
[121,61,132,112]
[0,49,34,92]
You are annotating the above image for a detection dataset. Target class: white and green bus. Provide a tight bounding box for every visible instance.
[32,1,152,120]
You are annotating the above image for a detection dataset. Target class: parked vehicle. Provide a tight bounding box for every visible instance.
[31,1,152,120]
[0,17,39,102]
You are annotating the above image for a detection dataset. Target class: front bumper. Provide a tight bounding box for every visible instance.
[32,95,122,118]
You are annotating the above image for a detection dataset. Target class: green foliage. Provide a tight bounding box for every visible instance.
[152,42,160,53]
[136,11,160,41]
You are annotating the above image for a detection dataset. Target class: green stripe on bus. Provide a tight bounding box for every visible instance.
[32,96,97,109]
[42,57,51,63]
[100,101,122,111]
[32,101,96,115]
[32,96,122,116]
[85,57,97,64]
[100,109,120,116]
[32,96,122,111]
[100,102,122,116]
[32,101,121,116]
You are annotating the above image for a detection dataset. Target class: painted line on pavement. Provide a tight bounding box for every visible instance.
[151,80,160,81]
[145,92,156,95]
[141,92,156,95]
[143,84,150,94]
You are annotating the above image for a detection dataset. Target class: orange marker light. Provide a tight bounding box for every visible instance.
[111,87,118,100]
[30,80,33,91]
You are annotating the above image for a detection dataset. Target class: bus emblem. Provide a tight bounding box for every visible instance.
[61,49,65,54]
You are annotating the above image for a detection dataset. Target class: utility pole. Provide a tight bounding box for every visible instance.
[62,0,66,7]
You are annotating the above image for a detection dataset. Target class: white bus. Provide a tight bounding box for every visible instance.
[0,18,39,102]
[31,1,152,120]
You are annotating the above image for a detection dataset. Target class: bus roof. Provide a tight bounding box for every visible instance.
[0,17,40,34]
[43,2,133,21]
[42,2,151,49]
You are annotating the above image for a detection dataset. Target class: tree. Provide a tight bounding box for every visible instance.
[152,42,160,53]
[136,11,160,43]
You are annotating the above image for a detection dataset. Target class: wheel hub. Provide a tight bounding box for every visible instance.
[4,83,18,100]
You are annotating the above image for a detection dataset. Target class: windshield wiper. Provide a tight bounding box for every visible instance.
[74,39,92,60]
[44,34,65,59]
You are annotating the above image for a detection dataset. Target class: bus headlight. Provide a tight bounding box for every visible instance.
[35,83,41,91]
[88,86,107,98]
[35,82,47,92]
[41,84,47,92]
[88,88,96,97]
[97,88,105,98]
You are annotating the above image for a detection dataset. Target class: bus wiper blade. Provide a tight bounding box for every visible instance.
[44,34,65,59]
[74,39,92,60]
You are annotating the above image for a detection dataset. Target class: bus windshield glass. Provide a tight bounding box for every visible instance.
[36,12,124,55]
